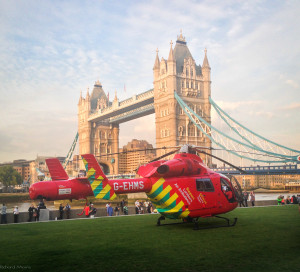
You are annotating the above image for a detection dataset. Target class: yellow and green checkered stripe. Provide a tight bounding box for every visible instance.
[82,158,116,200]
[147,178,190,219]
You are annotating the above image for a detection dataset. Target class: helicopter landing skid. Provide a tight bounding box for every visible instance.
[156,215,238,230]
[156,216,188,227]
[193,216,238,230]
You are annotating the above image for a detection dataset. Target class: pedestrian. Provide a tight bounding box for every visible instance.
[1,203,7,224]
[147,202,153,213]
[135,200,140,214]
[13,206,19,223]
[28,204,35,222]
[33,206,38,221]
[249,191,255,206]
[59,203,64,220]
[107,203,113,216]
[115,204,120,216]
[84,205,90,218]
[123,204,128,215]
[65,203,71,219]
[277,195,282,205]
[89,204,97,218]
[243,190,249,207]
[120,199,125,212]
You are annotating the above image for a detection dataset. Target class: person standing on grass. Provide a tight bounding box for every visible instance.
[249,191,255,206]
[1,203,7,224]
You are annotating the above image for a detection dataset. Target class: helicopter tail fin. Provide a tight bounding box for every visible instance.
[81,154,116,200]
[46,158,69,181]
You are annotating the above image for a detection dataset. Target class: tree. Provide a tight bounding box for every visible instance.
[0,166,23,187]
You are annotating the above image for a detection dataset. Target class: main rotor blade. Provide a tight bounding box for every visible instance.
[148,148,180,163]
[195,149,247,174]
[134,148,180,172]
[94,146,178,157]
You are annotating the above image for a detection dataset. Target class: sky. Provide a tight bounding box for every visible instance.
[0,0,299,163]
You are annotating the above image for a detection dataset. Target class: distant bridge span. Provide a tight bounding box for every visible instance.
[88,90,154,124]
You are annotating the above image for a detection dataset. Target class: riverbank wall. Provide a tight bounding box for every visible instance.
[1,200,285,225]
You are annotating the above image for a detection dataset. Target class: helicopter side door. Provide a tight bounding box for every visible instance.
[195,178,216,209]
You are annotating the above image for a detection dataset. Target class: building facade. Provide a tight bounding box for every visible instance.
[119,139,156,174]
[153,32,212,165]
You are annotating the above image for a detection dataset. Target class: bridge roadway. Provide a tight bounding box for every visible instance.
[88,89,154,124]
[211,164,300,175]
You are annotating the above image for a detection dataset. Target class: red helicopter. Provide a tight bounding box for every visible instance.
[29,145,243,229]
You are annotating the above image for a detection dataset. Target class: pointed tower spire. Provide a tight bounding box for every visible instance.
[153,48,160,70]
[168,40,174,61]
[202,48,210,68]
[86,87,90,100]
[167,40,176,75]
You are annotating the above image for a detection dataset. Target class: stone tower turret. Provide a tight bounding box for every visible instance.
[78,81,119,174]
[153,32,212,165]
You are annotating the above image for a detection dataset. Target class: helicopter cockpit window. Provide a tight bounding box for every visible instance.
[196,178,214,192]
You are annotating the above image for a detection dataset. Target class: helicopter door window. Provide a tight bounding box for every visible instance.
[196,179,214,192]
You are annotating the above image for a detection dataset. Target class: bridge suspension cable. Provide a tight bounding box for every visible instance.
[174,92,300,164]
[63,132,79,169]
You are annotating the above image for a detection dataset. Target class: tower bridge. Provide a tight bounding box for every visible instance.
[78,32,299,175]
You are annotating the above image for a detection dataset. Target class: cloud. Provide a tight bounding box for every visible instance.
[279,103,300,110]
[214,100,262,111]
[285,79,299,89]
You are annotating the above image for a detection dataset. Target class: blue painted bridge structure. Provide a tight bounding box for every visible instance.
[211,164,300,176]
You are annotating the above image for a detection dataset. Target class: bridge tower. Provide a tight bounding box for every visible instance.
[78,81,119,174]
[153,32,212,165]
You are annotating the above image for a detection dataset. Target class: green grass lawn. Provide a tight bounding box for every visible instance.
[0,205,299,272]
